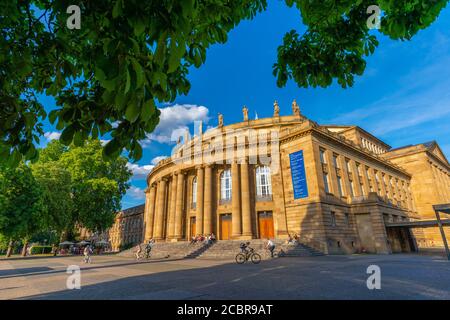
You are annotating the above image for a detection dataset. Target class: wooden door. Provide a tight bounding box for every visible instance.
[220,214,232,240]
[190,217,196,238]
[258,211,274,239]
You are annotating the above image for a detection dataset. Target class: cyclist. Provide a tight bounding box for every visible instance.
[239,241,252,254]
[265,238,275,258]
[145,239,154,258]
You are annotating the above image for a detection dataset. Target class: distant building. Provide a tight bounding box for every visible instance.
[141,100,450,255]
[108,204,144,251]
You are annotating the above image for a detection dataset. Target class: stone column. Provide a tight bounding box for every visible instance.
[154,178,167,240]
[144,185,156,240]
[241,159,252,238]
[168,174,177,239]
[231,161,242,238]
[203,165,213,235]
[196,166,204,235]
[174,172,185,239]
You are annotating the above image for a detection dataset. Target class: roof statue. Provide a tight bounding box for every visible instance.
[242,105,249,121]
[273,100,280,117]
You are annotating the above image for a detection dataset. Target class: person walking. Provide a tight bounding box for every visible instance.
[83,245,92,263]
[135,244,142,260]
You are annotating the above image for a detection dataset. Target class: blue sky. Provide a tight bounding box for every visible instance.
[39,1,450,209]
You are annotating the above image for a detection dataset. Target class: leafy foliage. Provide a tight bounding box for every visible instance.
[0,163,45,242]
[0,0,447,165]
[274,0,448,88]
[39,139,132,234]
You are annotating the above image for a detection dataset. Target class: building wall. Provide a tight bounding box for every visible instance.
[385,148,450,248]
[142,112,448,254]
[108,205,144,251]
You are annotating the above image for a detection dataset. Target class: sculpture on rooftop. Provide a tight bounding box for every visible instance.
[292,99,300,116]
[218,113,223,127]
[242,105,249,121]
[273,100,280,117]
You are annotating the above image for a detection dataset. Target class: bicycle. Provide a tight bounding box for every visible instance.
[235,247,261,264]
[136,250,152,260]
[83,255,92,264]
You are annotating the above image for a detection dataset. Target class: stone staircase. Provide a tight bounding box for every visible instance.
[196,239,323,260]
[117,239,323,260]
[117,241,211,259]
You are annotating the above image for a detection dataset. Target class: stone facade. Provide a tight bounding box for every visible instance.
[382,142,450,248]
[108,204,144,251]
[143,101,450,254]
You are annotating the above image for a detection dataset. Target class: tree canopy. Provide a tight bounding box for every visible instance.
[0,163,45,243]
[1,0,448,166]
[0,139,132,249]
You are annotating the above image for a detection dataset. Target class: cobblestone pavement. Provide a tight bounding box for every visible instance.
[0,253,449,300]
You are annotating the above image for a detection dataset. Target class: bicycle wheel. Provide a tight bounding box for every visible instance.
[251,253,261,264]
[235,253,246,264]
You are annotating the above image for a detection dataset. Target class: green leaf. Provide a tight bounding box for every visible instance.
[125,100,140,123]
[48,110,58,124]
[112,0,123,18]
[131,58,144,88]
[60,125,75,146]
[140,99,155,122]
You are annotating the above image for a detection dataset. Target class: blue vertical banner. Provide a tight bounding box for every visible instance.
[289,150,309,199]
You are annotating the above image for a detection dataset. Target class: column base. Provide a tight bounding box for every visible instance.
[232,235,253,240]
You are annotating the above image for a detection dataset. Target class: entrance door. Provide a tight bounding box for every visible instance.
[220,214,232,240]
[355,214,376,253]
[258,211,274,239]
[190,217,196,238]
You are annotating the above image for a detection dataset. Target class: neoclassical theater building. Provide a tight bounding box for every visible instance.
[143,101,450,254]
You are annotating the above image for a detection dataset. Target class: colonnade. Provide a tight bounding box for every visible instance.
[144,158,255,241]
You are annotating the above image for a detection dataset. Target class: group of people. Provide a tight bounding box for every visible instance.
[190,233,216,245]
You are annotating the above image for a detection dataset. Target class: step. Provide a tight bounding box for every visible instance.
[116,239,324,260]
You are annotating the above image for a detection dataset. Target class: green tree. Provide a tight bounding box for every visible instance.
[1,0,447,165]
[31,161,73,241]
[35,139,132,238]
[0,163,45,257]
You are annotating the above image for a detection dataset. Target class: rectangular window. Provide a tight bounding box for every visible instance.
[337,176,344,197]
[319,148,327,164]
[345,158,352,173]
[330,211,336,227]
[344,213,350,226]
[323,173,330,193]
[333,154,339,168]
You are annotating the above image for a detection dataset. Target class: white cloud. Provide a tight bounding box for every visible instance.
[126,162,154,179]
[151,156,167,165]
[142,104,210,146]
[127,186,146,200]
[44,132,61,141]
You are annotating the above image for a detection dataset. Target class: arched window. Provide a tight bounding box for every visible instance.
[220,169,232,201]
[192,176,197,208]
[256,166,272,199]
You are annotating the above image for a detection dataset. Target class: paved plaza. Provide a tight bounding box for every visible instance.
[0,253,449,300]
